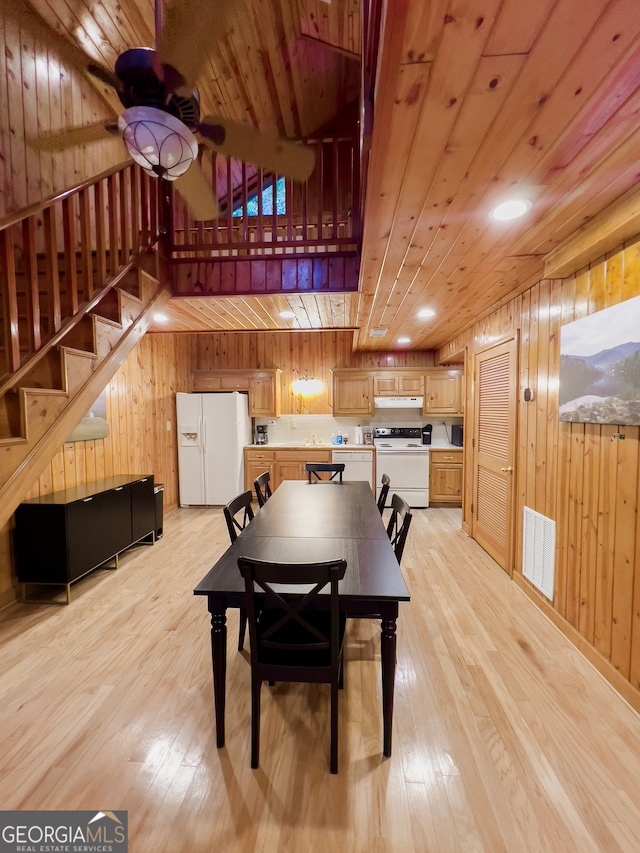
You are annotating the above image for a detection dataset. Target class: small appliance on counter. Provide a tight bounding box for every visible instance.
[255,424,269,445]
[421,423,433,445]
[451,424,463,447]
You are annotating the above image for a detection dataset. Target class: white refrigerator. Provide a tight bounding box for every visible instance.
[176,392,252,506]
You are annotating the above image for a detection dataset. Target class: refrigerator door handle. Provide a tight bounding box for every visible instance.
[201,413,207,499]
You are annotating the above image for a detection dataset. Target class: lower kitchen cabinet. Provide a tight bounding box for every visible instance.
[245,448,331,491]
[15,475,156,603]
[429,449,463,505]
[244,450,276,492]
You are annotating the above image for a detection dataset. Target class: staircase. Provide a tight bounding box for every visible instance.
[0,163,166,532]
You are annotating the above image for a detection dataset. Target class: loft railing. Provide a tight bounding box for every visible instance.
[169,134,361,258]
[0,163,160,385]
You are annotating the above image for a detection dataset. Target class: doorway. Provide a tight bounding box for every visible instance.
[472,335,518,573]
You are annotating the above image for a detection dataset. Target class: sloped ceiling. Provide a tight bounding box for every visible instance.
[4,0,640,351]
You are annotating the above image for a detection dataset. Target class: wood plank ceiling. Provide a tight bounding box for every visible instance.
[6,0,640,350]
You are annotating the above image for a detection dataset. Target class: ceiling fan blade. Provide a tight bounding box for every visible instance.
[174,163,219,221]
[30,121,120,152]
[199,116,316,183]
[156,0,235,92]
[2,0,121,96]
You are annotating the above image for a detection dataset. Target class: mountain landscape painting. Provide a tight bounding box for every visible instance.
[559,294,640,424]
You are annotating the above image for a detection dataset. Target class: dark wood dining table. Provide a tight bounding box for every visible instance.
[194,479,411,757]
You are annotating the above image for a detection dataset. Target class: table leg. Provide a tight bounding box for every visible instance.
[380,617,397,757]
[210,608,228,748]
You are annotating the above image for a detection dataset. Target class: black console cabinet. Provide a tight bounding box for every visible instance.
[15,475,156,603]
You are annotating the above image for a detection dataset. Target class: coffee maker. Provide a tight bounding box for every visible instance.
[255,424,269,445]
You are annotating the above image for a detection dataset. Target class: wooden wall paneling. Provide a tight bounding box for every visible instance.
[0,13,7,213]
[6,13,27,213]
[632,467,640,689]
[525,284,540,515]
[515,290,530,575]
[594,424,617,660]
[610,428,639,680]
[534,282,551,512]
[545,280,562,524]
[579,422,600,642]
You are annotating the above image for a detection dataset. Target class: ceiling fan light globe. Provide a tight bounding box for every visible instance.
[118,106,198,180]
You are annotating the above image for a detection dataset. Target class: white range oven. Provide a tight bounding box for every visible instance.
[373,426,430,508]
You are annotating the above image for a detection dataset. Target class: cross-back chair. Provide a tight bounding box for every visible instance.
[237,556,347,774]
[223,490,255,650]
[377,473,390,514]
[253,471,273,507]
[305,462,345,482]
[386,493,412,564]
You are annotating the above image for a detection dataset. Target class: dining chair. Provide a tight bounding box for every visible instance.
[254,471,273,507]
[237,556,348,774]
[377,473,390,514]
[305,462,345,482]
[223,490,255,650]
[386,493,412,564]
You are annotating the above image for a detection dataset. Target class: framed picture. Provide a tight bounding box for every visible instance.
[559,294,640,425]
[66,391,108,442]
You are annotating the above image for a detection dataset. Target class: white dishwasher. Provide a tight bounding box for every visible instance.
[331,449,374,490]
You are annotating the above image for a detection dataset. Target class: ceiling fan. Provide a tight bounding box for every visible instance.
[9,0,316,220]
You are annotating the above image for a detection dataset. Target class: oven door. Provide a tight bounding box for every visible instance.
[375,450,430,508]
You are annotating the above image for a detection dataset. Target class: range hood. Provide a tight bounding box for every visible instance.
[373,396,424,409]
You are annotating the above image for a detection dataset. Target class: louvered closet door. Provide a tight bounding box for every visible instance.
[472,337,518,573]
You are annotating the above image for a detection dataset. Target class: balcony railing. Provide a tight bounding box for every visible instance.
[169,135,361,258]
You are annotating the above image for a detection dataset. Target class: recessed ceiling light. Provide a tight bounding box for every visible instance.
[417,308,435,319]
[397,336,411,345]
[491,199,532,221]
[153,313,168,323]
[279,310,295,319]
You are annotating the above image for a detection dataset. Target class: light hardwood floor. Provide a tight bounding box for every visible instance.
[2,505,640,852]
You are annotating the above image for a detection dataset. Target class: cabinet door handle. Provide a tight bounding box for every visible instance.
[83,497,93,502]
[115,487,124,491]
[500,466,513,473]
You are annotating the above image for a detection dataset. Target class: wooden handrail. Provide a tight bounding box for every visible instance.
[1,162,161,388]
[0,162,133,232]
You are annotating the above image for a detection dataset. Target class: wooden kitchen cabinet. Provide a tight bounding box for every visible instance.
[424,371,463,415]
[244,448,331,491]
[244,449,276,492]
[429,449,463,504]
[331,370,374,416]
[192,369,282,417]
[249,372,281,417]
[273,450,331,488]
[372,370,425,396]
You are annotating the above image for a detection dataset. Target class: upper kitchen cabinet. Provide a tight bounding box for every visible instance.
[424,370,463,415]
[249,371,282,417]
[372,369,425,396]
[192,369,282,417]
[331,370,374,416]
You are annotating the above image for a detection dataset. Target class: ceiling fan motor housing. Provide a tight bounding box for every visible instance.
[114,48,200,129]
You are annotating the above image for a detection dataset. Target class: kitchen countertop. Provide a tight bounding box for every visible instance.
[245,442,375,450]
[245,442,463,451]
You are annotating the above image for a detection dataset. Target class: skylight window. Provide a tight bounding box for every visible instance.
[233,177,286,217]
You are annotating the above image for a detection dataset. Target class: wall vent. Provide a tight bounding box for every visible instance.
[522,506,555,601]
